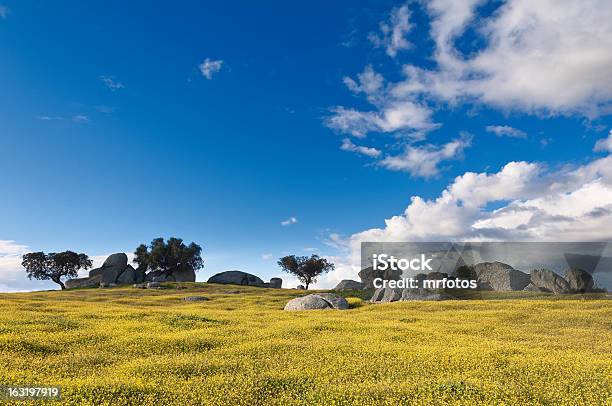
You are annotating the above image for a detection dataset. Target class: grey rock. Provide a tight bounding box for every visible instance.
[101,267,122,284]
[65,273,103,289]
[523,283,543,292]
[146,282,161,289]
[358,266,402,290]
[269,278,282,289]
[133,283,147,289]
[381,287,403,303]
[402,288,455,301]
[370,287,386,303]
[102,253,128,270]
[99,282,117,288]
[530,269,571,294]
[472,262,530,291]
[183,296,209,302]
[333,279,365,290]
[284,293,348,311]
[284,294,332,310]
[89,267,105,278]
[313,293,349,310]
[207,270,264,286]
[564,268,594,293]
[296,285,306,290]
[116,265,137,285]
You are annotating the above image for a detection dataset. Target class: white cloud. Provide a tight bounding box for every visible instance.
[0,241,28,256]
[281,216,298,226]
[594,130,612,152]
[36,116,63,121]
[379,135,471,177]
[320,149,612,288]
[368,4,412,57]
[99,76,125,91]
[340,138,381,157]
[199,58,223,80]
[330,0,612,147]
[327,65,439,138]
[261,253,273,260]
[72,115,89,123]
[400,0,612,116]
[486,125,527,139]
[0,5,9,19]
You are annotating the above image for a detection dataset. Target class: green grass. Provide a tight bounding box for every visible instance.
[0,283,610,405]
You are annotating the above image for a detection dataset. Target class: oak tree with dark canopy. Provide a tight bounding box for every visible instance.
[134,237,203,276]
[21,251,92,290]
[277,254,334,290]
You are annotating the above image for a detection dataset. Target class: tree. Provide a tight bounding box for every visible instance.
[277,254,334,290]
[133,237,203,276]
[22,251,92,290]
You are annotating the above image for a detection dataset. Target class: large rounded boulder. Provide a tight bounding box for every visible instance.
[207,270,264,286]
[102,253,128,269]
[284,293,348,311]
[564,268,594,293]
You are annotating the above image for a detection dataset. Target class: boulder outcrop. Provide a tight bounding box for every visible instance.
[564,268,594,293]
[65,253,145,288]
[284,293,348,310]
[207,270,264,286]
[472,262,531,291]
[530,269,571,294]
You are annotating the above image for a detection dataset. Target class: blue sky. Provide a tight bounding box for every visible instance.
[1,0,611,291]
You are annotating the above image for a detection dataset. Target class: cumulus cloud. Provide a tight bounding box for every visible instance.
[486,125,527,139]
[379,135,472,177]
[99,76,125,91]
[327,65,439,138]
[319,148,612,288]
[199,58,223,80]
[368,4,412,57]
[400,0,612,116]
[328,0,612,147]
[281,216,298,226]
[340,138,381,158]
[594,130,612,152]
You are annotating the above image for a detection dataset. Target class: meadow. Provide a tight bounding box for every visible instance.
[0,284,610,405]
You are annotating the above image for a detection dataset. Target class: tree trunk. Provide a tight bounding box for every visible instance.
[53,278,66,290]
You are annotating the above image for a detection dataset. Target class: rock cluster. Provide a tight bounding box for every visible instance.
[65,253,145,289]
[359,261,600,303]
[284,293,348,310]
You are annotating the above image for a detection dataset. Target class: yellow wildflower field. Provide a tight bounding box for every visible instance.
[0,284,610,405]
